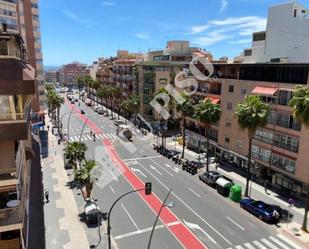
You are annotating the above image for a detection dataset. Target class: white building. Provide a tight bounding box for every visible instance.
[241,1,309,63]
[86,61,99,80]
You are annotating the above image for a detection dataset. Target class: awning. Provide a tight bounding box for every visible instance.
[205,97,220,104]
[252,86,278,96]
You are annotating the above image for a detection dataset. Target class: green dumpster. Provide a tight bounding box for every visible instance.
[229,184,242,202]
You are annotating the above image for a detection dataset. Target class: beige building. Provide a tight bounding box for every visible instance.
[0,29,35,249]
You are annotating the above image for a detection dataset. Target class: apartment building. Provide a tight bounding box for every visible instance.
[61,62,86,87]
[241,1,309,63]
[86,61,99,80]
[0,0,45,114]
[135,40,213,121]
[96,57,115,87]
[44,70,58,83]
[0,29,35,249]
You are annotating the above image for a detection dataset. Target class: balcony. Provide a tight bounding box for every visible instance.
[0,238,21,249]
[0,206,22,233]
[0,168,17,188]
[0,111,29,141]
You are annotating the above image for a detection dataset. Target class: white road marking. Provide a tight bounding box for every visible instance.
[107,133,113,138]
[150,165,162,175]
[276,234,303,249]
[131,168,147,178]
[103,134,108,138]
[122,155,162,161]
[235,246,244,249]
[86,135,92,140]
[165,163,180,174]
[188,188,201,198]
[261,238,279,249]
[109,186,115,194]
[149,159,174,177]
[252,241,267,249]
[114,221,180,240]
[137,161,232,245]
[183,220,217,245]
[226,216,245,231]
[109,170,118,182]
[121,203,139,230]
[269,236,290,249]
[244,243,255,249]
[98,134,104,139]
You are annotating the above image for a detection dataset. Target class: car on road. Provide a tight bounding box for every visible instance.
[81,110,85,114]
[93,105,102,112]
[74,97,78,102]
[240,198,281,222]
[70,100,75,104]
[199,171,221,186]
[97,107,105,115]
[114,120,125,126]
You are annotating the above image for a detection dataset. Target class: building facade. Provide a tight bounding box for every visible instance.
[61,62,86,87]
[242,1,309,63]
[0,29,35,249]
[86,61,99,80]
[44,70,58,84]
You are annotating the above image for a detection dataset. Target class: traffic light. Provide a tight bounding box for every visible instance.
[145,182,152,195]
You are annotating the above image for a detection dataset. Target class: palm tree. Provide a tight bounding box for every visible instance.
[84,75,94,99]
[128,94,140,124]
[289,85,309,232]
[194,99,221,172]
[120,99,130,123]
[74,160,96,199]
[92,80,101,105]
[64,141,88,169]
[112,87,122,119]
[153,88,173,148]
[176,92,194,159]
[235,95,270,197]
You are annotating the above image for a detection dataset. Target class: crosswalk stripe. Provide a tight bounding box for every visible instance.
[261,238,279,249]
[107,134,113,138]
[244,243,255,249]
[269,236,290,249]
[86,135,92,140]
[276,234,303,249]
[111,132,117,136]
[235,246,244,249]
[98,134,104,139]
[103,134,108,138]
[252,241,267,249]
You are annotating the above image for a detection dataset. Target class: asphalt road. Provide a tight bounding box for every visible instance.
[58,96,305,249]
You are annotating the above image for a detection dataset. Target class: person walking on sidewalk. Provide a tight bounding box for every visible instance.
[93,133,96,141]
[264,180,269,194]
[45,189,49,203]
[47,125,50,132]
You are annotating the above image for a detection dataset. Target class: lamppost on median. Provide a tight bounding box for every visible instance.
[107,182,152,249]
[59,109,73,139]
[147,188,174,249]
[79,117,89,143]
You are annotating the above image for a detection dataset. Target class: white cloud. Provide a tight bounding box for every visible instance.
[101,1,116,6]
[229,39,252,44]
[187,25,210,35]
[192,31,228,46]
[62,10,79,21]
[134,32,150,40]
[220,0,229,13]
[188,16,266,47]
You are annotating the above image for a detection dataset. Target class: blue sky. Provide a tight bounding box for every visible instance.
[40,0,306,66]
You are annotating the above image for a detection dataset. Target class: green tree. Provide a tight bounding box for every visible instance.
[64,141,88,169]
[74,160,96,198]
[194,99,221,172]
[120,99,130,123]
[92,80,101,105]
[128,94,140,124]
[289,85,309,231]
[176,92,195,159]
[111,87,122,119]
[235,95,270,197]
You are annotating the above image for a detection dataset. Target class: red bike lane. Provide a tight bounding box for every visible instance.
[65,100,207,249]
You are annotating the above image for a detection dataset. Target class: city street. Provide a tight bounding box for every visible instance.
[58,97,305,249]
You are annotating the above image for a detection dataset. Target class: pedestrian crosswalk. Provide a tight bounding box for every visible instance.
[227,234,303,249]
[68,132,117,142]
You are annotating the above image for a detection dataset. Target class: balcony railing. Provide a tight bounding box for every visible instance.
[0,168,16,182]
[0,113,25,122]
[0,206,22,228]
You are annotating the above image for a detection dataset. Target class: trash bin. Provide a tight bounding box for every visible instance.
[229,184,242,202]
[216,177,234,197]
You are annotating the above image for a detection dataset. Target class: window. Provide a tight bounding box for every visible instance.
[224,137,230,143]
[225,120,231,127]
[278,90,293,106]
[244,49,252,56]
[271,154,296,173]
[253,32,266,42]
[31,3,39,8]
[0,40,8,55]
[273,133,299,153]
[228,85,234,93]
[251,145,271,162]
[227,102,232,110]
[241,88,247,95]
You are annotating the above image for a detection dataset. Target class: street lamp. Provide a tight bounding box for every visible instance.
[147,188,173,249]
[79,117,89,143]
[59,109,73,139]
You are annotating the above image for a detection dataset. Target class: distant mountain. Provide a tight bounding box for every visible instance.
[44,66,61,71]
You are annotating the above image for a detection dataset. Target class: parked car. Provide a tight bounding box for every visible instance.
[240,198,281,222]
[199,171,221,186]
[70,100,75,104]
[114,120,125,126]
[97,107,105,115]
[93,106,101,112]
[81,110,85,114]
[74,97,78,102]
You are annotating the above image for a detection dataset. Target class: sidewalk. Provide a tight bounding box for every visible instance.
[42,115,90,249]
